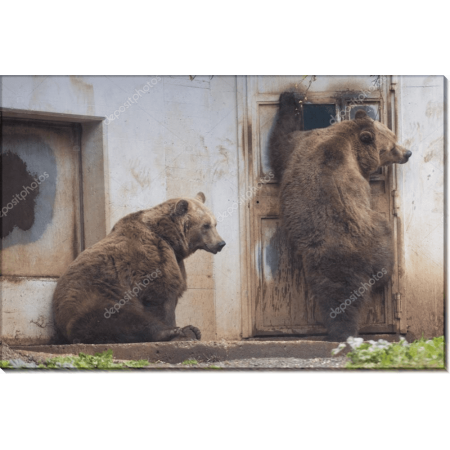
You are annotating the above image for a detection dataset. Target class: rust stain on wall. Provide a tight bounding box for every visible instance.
[425,100,443,119]
[129,159,152,188]
[69,76,95,115]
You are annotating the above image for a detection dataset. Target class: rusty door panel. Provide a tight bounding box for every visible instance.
[259,219,322,329]
[1,119,82,277]
[245,76,397,336]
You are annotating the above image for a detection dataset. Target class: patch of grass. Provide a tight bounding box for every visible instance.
[181,359,198,366]
[0,361,12,369]
[205,365,221,370]
[37,350,148,370]
[123,359,150,369]
[336,336,445,369]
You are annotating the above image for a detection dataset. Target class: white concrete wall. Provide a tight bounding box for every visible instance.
[398,75,445,339]
[1,75,242,343]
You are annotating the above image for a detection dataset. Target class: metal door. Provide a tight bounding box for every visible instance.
[1,118,83,277]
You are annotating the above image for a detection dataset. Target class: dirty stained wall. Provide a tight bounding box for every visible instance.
[1,75,241,343]
[397,76,445,340]
[0,75,446,344]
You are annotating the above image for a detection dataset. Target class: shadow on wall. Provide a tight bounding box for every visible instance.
[1,134,56,247]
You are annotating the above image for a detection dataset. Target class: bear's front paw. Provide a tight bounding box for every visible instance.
[182,325,201,341]
[279,91,303,112]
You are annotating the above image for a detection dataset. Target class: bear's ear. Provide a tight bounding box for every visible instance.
[360,130,374,143]
[195,192,206,203]
[174,199,189,216]
[355,110,368,120]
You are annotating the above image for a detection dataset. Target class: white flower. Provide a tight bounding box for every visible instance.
[371,339,390,350]
[8,359,38,369]
[347,336,364,350]
[399,337,409,347]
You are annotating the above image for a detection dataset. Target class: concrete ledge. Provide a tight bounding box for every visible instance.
[12,340,348,364]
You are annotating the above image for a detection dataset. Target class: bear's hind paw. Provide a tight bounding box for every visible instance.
[182,325,202,341]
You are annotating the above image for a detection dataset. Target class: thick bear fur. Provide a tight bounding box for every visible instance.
[269,91,412,341]
[52,193,225,344]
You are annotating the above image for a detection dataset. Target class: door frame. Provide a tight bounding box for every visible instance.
[236,75,405,338]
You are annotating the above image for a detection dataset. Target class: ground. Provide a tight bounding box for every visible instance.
[145,357,348,369]
[1,339,350,370]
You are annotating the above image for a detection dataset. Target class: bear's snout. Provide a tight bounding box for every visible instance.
[399,149,412,164]
[216,240,226,252]
[204,239,226,254]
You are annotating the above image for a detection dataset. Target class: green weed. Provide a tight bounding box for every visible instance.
[44,350,149,369]
[181,359,198,366]
[333,336,445,369]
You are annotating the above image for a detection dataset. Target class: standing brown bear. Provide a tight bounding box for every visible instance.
[53,193,226,344]
[269,92,412,341]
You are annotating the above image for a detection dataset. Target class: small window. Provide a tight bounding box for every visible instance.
[349,104,380,121]
[259,103,337,179]
[303,104,336,130]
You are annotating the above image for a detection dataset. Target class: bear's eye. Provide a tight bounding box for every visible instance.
[203,224,211,230]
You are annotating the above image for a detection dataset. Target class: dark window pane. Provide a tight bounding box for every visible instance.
[303,104,335,130]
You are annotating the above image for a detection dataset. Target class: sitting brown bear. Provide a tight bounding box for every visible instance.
[269,91,412,341]
[53,193,225,344]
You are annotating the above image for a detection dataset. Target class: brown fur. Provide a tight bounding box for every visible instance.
[52,193,225,344]
[269,92,412,341]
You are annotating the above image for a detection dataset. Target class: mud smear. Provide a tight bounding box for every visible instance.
[1,151,40,239]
